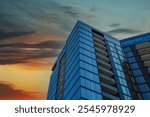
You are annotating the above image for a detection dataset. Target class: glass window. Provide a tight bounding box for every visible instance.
[111,52,119,58]
[124,95,132,100]
[136,76,145,84]
[127,57,136,63]
[139,84,149,92]
[108,41,115,47]
[130,63,139,69]
[80,69,99,83]
[116,70,125,78]
[133,69,142,76]
[116,45,122,51]
[79,48,96,59]
[118,77,128,86]
[79,42,95,53]
[109,46,116,52]
[125,52,133,57]
[123,47,131,52]
[80,61,98,74]
[112,57,120,64]
[115,63,123,71]
[142,92,150,100]
[80,54,97,66]
[121,86,131,96]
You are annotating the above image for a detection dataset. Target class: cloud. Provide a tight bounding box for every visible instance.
[110,23,121,27]
[61,6,80,17]
[0,31,34,39]
[0,81,43,99]
[107,28,141,34]
[0,36,64,65]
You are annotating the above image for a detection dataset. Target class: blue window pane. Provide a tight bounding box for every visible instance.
[128,57,136,63]
[114,63,123,71]
[139,84,150,92]
[118,78,128,86]
[80,54,97,66]
[123,47,131,52]
[80,61,98,74]
[121,86,131,96]
[133,69,142,76]
[136,76,145,84]
[116,70,125,78]
[142,92,150,100]
[130,63,139,69]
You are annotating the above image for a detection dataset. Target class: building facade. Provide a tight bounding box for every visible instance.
[47,21,150,100]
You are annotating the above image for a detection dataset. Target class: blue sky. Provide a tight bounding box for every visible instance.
[0,0,150,99]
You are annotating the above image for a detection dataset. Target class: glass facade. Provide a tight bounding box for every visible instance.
[47,21,150,100]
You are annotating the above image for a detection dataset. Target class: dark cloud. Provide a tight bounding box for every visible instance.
[110,23,121,27]
[0,40,65,49]
[0,31,34,39]
[0,81,42,99]
[61,6,80,17]
[107,28,141,34]
[0,40,64,65]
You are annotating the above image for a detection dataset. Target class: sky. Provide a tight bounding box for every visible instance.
[0,0,150,99]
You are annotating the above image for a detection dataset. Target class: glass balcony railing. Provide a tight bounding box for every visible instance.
[101,82,118,95]
[96,53,110,62]
[102,92,120,100]
[98,66,114,77]
[93,37,105,45]
[97,59,111,69]
[92,33,104,41]
[99,74,116,85]
[95,47,108,56]
[94,43,107,51]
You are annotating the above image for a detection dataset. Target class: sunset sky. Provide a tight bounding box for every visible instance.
[0,0,150,99]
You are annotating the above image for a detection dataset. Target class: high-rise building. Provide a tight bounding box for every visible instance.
[47,21,150,100]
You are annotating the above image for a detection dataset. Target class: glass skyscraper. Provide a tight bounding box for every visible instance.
[47,21,150,100]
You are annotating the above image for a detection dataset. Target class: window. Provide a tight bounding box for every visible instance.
[123,47,131,52]
[116,45,122,51]
[127,57,136,63]
[115,63,123,71]
[111,52,119,58]
[117,70,125,78]
[136,76,145,84]
[133,69,142,76]
[130,63,139,69]
[121,86,131,96]
[139,84,149,92]
[125,52,133,57]
[118,78,128,86]
[80,61,98,74]
[108,41,115,47]
[113,57,120,64]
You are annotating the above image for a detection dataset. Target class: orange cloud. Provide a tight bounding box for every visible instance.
[0,81,44,100]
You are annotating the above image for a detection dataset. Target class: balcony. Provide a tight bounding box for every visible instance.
[95,47,108,56]
[144,60,150,67]
[136,42,150,50]
[98,66,114,77]
[141,54,150,61]
[94,43,107,51]
[102,92,120,100]
[97,59,111,69]
[101,82,118,95]
[93,37,105,45]
[100,74,116,85]
[92,33,104,41]
[96,53,110,62]
[138,48,150,55]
